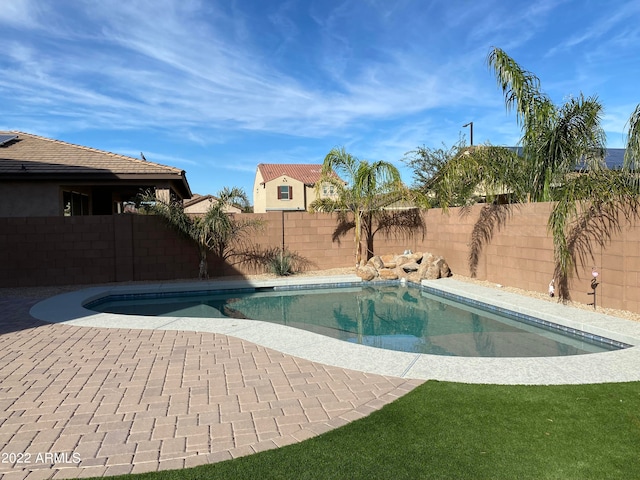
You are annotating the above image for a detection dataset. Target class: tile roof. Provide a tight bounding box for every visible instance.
[0,131,185,176]
[183,193,218,208]
[257,163,329,185]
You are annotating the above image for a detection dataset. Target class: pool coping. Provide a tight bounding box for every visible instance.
[30,275,640,385]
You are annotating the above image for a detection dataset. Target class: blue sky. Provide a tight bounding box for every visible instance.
[2,0,640,202]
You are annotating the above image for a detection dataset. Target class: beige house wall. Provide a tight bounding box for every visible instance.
[1,203,638,313]
[252,169,267,213]
[253,169,337,213]
[253,174,309,212]
[184,198,241,215]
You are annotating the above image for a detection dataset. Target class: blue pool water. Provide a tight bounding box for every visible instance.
[87,283,627,357]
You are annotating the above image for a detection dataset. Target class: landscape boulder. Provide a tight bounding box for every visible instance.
[378,268,399,280]
[356,264,378,281]
[368,255,385,270]
[356,251,452,282]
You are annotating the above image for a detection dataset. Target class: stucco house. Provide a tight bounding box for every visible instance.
[253,163,340,213]
[183,194,242,215]
[0,131,191,216]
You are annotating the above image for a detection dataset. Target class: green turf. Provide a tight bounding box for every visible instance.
[104,381,640,480]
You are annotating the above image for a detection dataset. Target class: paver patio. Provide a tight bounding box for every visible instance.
[0,287,422,479]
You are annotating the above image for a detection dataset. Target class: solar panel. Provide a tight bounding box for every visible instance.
[0,134,18,147]
[604,148,625,170]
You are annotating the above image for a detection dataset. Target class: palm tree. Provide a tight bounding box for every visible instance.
[487,48,640,298]
[487,47,607,202]
[309,147,420,266]
[204,187,255,262]
[426,48,607,207]
[416,47,640,300]
[143,187,261,278]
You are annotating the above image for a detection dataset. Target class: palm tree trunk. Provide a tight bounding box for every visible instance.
[364,214,374,261]
[354,212,363,266]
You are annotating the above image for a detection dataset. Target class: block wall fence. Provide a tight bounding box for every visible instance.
[0,203,638,313]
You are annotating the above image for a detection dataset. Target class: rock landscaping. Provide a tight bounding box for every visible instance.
[356,251,452,282]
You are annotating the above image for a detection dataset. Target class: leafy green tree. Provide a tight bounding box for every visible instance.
[143,187,262,278]
[309,147,422,266]
[403,140,466,207]
[404,140,525,207]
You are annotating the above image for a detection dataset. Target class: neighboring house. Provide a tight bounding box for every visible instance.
[465,146,632,204]
[0,131,192,217]
[183,194,242,215]
[253,163,340,213]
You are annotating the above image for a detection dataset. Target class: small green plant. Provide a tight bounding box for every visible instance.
[267,248,308,276]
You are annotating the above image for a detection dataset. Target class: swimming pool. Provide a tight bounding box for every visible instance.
[87,282,627,358]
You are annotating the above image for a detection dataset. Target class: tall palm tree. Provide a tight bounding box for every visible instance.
[549,108,640,297]
[487,48,607,202]
[487,48,640,298]
[431,48,606,207]
[419,47,640,299]
[309,147,418,266]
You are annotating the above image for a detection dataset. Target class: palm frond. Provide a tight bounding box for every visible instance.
[138,187,261,277]
[625,104,640,181]
[217,186,250,211]
[487,47,551,129]
[549,169,640,299]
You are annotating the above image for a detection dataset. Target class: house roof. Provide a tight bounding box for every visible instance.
[507,146,630,170]
[0,131,192,197]
[602,148,626,169]
[257,163,331,185]
[183,194,218,208]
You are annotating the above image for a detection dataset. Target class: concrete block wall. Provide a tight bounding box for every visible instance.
[239,211,423,271]
[130,215,202,281]
[591,221,640,312]
[424,203,639,312]
[0,205,638,313]
[0,216,116,287]
[240,211,358,270]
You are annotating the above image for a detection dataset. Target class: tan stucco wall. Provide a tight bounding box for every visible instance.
[256,175,307,212]
[184,198,241,215]
[253,168,338,213]
[253,169,266,213]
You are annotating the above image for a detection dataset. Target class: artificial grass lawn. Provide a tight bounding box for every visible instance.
[108,381,640,480]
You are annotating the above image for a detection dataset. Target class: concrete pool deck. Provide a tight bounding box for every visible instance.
[2,276,640,478]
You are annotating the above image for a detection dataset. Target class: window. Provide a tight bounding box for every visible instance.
[322,184,335,196]
[277,185,292,200]
[63,190,89,216]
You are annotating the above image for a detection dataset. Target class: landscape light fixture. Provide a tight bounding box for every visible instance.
[463,122,474,146]
[587,267,600,309]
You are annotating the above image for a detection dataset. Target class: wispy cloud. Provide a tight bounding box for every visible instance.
[0,0,491,143]
[1,0,48,28]
[545,2,640,57]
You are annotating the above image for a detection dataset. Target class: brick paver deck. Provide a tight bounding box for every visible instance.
[0,288,422,479]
